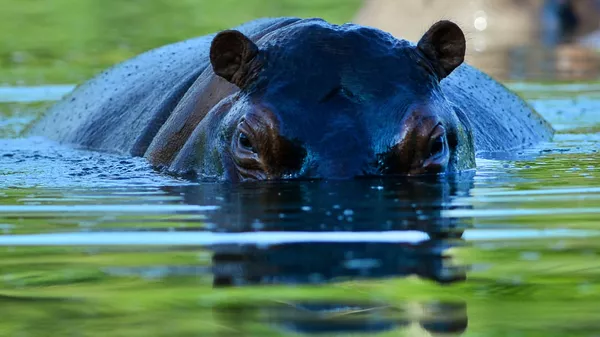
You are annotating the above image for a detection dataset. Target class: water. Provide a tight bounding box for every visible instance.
[2,2,600,336]
[0,83,599,337]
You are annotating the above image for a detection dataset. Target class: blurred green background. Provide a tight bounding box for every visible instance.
[0,0,361,85]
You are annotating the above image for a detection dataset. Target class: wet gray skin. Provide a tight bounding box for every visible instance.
[29,17,554,182]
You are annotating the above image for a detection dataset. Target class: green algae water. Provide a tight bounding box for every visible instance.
[2,1,600,336]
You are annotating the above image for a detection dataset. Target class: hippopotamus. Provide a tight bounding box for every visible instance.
[29,17,554,181]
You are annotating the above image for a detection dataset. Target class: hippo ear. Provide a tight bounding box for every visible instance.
[417,20,466,79]
[210,30,260,88]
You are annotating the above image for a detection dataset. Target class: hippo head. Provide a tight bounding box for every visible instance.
[193,19,475,181]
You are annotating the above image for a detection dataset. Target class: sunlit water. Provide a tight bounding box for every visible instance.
[1,82,600,336]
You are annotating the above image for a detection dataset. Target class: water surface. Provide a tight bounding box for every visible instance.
[0,81,599,337]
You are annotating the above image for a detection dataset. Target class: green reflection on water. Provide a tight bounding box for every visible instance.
[0,243,598,336]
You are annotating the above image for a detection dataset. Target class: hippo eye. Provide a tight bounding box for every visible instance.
[429,125,446,158]
[238,132,256,153]
[431,135,444,156]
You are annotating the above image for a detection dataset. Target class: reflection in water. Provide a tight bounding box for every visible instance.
[162,176,474,336]
[256,301,468,336]
[210,240,466,287]
[209,239,468,335]
[165,173,475,237]
[262,302,404,335]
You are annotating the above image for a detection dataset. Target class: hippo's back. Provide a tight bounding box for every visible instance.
[29,17,300,156]
[442,64,554,154]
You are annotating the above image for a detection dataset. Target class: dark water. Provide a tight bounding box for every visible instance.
[2,1,600,335]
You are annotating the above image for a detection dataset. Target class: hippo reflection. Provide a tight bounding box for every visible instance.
[210,300,468,336]
[117,177,476,335]
[208,233,468,336]
[163,173,475,236]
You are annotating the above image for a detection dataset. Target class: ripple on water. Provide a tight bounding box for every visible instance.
[0,137,191,188]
